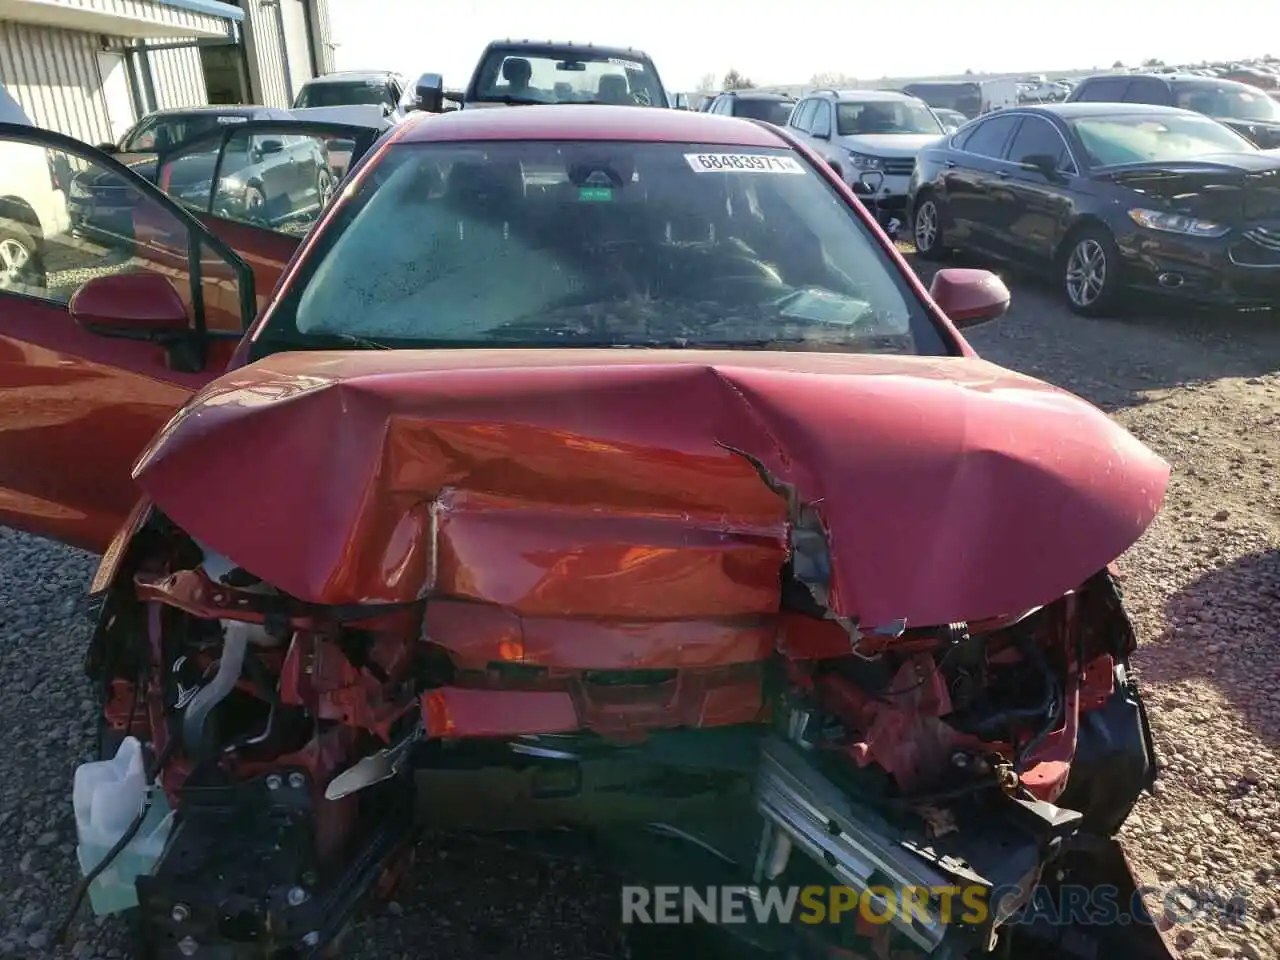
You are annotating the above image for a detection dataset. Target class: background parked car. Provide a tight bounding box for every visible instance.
[163,128,342,233]
[933,107,969,132]
[1066,73,1280,147]
[291,70,411,127]
[908,103,1280,316]
[705,90,796,126]
[68,106,294,241]
[786,89,946,227]
[449,40,671,109]
[0,83,70,294]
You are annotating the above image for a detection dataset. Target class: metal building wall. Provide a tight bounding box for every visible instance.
[146,43,208,108]
[241,0,290,107]
[0,21,114,143]
[308,0,334,74]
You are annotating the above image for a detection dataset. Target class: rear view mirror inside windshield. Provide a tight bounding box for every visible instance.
[556,61,587,72]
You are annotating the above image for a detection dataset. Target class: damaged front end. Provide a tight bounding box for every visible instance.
[72,353,1173,960]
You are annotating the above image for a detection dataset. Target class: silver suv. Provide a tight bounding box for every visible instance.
[785,89,947,224]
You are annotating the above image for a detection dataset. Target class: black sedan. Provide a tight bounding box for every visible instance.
[906,103,1280,315]
[68,105,292,240]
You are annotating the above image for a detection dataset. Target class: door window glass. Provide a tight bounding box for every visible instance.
[960,114,1020,157]
[790,99,817,132]
[0,136,246,331]
[1005,117,1075,172]
[810,101,832,137]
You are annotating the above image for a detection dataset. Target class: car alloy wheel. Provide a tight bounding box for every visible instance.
[0,237,31,289]
[1065,237,1107,308]
[914,200,939,252]
[317,170,335,208]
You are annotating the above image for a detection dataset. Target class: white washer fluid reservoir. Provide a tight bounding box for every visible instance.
[72,736,174,915]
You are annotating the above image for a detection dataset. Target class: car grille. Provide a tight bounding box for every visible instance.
[882,158,915,177]
[1229,226,1280,267]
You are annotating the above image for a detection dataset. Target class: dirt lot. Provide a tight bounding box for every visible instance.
[1,256,1277,960]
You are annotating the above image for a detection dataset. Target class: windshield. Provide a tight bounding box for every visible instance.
[258,141,946,357]
[471,50,665,106]
[1173,82,1280,122]
[1070,113,1258,166]
[294,80,394,109]
[734,99,796,125]
[836,100,944,136]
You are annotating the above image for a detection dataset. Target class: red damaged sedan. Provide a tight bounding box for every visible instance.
[0,107,1172,959]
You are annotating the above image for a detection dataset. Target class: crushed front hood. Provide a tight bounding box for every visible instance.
[132,350,1169,629]
[1104,156,1280,221]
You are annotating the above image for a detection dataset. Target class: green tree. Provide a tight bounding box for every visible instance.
[722,69,753,90]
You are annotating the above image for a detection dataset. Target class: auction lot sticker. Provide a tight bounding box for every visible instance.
[684,153,805,174]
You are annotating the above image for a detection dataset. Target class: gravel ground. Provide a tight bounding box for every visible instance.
[2,258,1279,959]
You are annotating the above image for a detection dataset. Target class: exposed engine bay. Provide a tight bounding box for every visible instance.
[73,510,1164,960]
[59,351,1175,959]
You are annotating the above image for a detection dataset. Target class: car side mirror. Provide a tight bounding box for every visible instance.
[812,128,830,140]
[1020,153,1060,178]
[257,139,284,156]
[95,141,118,153]
[412,72,444,113]
[71,272,189,335]
[69,271,206,371]
[929,268,1011,328]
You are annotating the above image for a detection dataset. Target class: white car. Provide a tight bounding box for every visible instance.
[0,84,71,293]
[783,89,946,226]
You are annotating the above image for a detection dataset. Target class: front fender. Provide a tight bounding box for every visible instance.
[89,497,155,596]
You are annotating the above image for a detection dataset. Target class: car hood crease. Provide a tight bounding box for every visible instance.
[130,350,1170,628]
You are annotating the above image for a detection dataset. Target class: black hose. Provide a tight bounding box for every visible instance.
[54,735,178,946]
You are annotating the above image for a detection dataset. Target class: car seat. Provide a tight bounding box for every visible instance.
[597,74,632,105]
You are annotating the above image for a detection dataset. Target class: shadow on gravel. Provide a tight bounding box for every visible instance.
[1153,547,1280,745]
[902,252,1280,414]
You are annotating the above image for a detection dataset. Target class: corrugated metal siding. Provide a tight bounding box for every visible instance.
[0,21,113,143]
[148,43,207,107]
[309,0,333,74]
[278,0,311,100]
[52,0,227,37]
[242,0,288,107]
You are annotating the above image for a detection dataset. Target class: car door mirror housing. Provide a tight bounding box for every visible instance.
[70,272,190,335]
[412,73,445,113]
[257,139,285,155]
[96,141,118,153]
[929,267,1011,328]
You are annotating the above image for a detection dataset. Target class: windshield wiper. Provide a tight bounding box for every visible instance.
[478,94,553,106]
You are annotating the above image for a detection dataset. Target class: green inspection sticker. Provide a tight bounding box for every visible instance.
[578,186,613,202]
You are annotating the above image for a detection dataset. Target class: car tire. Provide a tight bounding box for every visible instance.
[911,194,948,260]
[1061,225,1123,317]
[0,220,45,292]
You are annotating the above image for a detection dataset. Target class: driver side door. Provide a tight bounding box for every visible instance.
[0,124,255,552]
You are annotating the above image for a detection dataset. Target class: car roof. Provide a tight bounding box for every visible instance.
[1079,71,1259,88]
[149,105,279,116]
[720,91,794,101]
[1016,102,1200,119]
[812,89,920,102]
[397,103,787,146]
[480,39,654,62]
[303,71,396,84]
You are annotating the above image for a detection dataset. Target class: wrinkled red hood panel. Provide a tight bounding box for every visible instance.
[132,350,1169,629]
